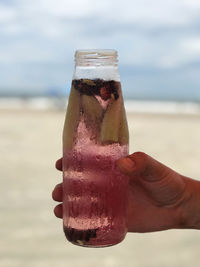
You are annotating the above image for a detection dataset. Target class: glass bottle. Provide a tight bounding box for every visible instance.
[62,49,129,247]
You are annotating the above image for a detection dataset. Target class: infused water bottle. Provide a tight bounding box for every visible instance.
[62,49,129,247]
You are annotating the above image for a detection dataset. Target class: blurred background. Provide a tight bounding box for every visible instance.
[0,0,200,266]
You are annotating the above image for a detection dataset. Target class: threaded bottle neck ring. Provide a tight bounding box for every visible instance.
[75,49,118,67]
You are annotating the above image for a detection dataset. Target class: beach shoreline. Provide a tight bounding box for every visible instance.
[0,97,200,115]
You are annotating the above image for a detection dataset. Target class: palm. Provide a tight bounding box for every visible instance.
[127,180,177,232]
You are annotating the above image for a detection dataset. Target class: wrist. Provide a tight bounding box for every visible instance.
[178,177,200,229]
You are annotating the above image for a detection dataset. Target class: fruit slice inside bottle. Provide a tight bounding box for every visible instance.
[63,86,81,150]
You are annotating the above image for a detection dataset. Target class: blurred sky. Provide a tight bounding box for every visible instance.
[0,0,200,100]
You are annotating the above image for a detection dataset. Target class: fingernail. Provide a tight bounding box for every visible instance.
[117,157,135,173]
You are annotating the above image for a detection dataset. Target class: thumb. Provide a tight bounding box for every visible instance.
[117,152,186,206]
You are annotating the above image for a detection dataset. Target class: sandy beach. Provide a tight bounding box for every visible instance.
[1,109,200,267]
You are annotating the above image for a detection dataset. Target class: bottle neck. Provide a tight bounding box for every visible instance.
[73,50,120,81]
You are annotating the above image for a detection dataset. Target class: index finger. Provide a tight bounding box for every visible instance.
[55,158,63,171]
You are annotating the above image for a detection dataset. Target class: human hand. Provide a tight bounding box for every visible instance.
[52,158,63,218]
[52,152,200,232]
[117,152,200,232]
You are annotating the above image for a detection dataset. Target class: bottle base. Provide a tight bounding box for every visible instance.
[63,227,125,248]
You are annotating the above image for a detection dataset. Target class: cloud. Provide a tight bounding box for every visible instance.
[181,37,200,55]
[0,0,200,100]
[0,4,16,23]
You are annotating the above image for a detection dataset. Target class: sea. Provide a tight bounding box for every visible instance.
[0,97,200,115]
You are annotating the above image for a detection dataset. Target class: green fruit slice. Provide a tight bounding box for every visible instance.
[81,94,103,142]
[118,104,129,145]
[100,95,122,144]
[81,94,103,123]
[63,86,81,150]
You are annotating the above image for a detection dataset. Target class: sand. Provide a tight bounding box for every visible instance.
[0,110,200,267]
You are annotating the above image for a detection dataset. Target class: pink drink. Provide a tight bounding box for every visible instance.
[62,50,129,247]
[63,139,129,247]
